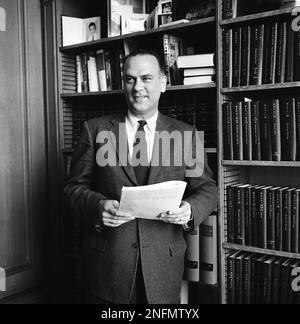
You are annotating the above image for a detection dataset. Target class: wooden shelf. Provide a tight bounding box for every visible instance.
[223,243,300,260]
[60,17,216,52]
[61,83,216,98]
[221,82,300,94]
[63,147,218,155]
[220,7,295,26]
[222,161,300,167]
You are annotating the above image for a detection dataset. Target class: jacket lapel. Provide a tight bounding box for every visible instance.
[147,113,174,185]
[109,115,138,186]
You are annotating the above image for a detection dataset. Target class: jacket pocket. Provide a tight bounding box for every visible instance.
[83,235,107,253]
[169,239,187,257]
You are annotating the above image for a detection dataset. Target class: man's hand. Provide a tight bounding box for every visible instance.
[100,200,135,228]
[159,201,192,226]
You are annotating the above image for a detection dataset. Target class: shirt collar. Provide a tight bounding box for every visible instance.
[126,110,158,134]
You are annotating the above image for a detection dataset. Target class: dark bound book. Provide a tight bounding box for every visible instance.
[242,101,252,160]
[222,29,232,88]
[249,24,264,86]
[227,185,235,243]
[269,99,281,161]
[244,185,252,246]
[294,30,300,81]
[242,253,252,304]
[234,185,249,245]
[232,27,241,87]
[275,21,287,84]
[282,188,294,253]
[280,98,296,161]
[291,189,300,253]
[275,187,289,251]
[223,102,234,160]
[259,100,272,161]
[263,22,278,84]
[295,97,300,161]
[267,187,279,250]
[232,101,243,160]
[262,257,276,304]
[257,186,271,249]
[251,100,262,160]
[240,26,251,86]
[285,19,294,82]
[271,258,285,304]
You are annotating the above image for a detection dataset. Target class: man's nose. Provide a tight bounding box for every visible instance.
[133,79,144,92]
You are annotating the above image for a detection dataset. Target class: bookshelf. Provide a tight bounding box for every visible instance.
[218,0,300,304]
[43,0,219,304]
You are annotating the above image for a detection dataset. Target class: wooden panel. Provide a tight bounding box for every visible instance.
[0,0,46,301]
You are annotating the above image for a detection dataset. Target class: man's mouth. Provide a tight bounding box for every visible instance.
[134,96,148,101]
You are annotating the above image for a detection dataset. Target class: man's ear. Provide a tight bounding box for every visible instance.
[160,74,167,93]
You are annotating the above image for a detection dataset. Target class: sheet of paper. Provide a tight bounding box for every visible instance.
[118,181,187,220]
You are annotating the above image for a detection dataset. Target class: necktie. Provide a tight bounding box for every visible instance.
[132,120,149,186]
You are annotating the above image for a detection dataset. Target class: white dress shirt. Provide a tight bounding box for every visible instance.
[125,110,158,164]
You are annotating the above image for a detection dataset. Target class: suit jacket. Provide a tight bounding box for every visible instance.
[64,112,217,304]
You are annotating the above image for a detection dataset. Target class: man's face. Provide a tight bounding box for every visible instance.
[124,54,167,119]
[89,25,96,34]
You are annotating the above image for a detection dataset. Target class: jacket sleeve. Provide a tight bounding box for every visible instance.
[64,121,108,232]
[183,129,218,229]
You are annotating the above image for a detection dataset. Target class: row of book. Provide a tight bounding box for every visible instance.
[185,213,218,285]
[76,49,125,93]
[222,0,299,20]
[223,98,300,161]
[222,21,300,88]
[227,183,300,253]
[71,103,217,149]
[227,251,300,304]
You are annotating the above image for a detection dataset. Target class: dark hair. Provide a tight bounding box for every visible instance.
[124,49,165,74]
[89,22,96,29]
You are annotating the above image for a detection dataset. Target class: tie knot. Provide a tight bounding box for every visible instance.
[138,120,147,131]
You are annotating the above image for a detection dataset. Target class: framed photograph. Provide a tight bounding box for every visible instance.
[85,17,101,42]
[121,13,149,35]
[159,0,173,14]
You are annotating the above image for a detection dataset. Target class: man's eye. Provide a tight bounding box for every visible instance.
[126,77,134,83]
[143,77,152,81]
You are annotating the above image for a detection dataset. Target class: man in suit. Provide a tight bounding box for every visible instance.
[64,49,217,304]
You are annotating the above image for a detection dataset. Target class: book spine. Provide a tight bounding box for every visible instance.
[76,55,83,93]
[259,100,272,161]
[222,29,232,88]
[242,256,251,304]
[275,188,283,251]
[251,100,262,161]
[80,53,89,92]
[257,187,267,249]
[251,187,258,247]
[291,190,299,253]
[267,189,276,250]
[285,20,294,82]
[295,97,300,161]
[242,102,252,161]
[249,24,264,86]
[232,27,241,87]
[199,215,218,285]
[240,26,250,86]
[275,21,287,84]
[234,256,243,304]
[269,99,282,161]
[184,228,200,282]
[227,186,235,243]
[227,254,235,304]
[294,30,300,81]
[232,101,243,160]
[262,23,271,85]
[223,102,233,160]
[280,98,296,161]
[244,186,252,246]
[282,189,292,252]
[235,186,245,245]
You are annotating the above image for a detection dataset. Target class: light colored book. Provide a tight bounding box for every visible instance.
[62,16,101,46]
[87,56,99,92]
[177,53,215,68]
[96,50,108,91]
[183,75,214,85]
[184,67,216,77]
[185,227,200,282]
[199,213,218,285]
[76,55,83,93]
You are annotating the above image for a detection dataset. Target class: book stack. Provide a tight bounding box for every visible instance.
[227,251,300,304]
[222,98,300,161]
[222,18,300,88]
[185,212,218,285]
[176,53,215,86]
[226,183,300,253]
[76,49,125,93]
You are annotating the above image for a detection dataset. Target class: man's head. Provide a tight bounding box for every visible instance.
[89,22,97,34]
[123,49,167,119]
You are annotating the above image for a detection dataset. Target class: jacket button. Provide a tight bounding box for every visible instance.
[132,243,138,249]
